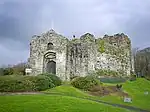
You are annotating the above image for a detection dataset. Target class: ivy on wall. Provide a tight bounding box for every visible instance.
[98,40,105,53]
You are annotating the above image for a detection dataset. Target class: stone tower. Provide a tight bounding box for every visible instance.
[29,29,69,80]
[28,29,132,80]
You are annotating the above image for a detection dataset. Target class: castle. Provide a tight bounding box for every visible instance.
[28,29,132,80]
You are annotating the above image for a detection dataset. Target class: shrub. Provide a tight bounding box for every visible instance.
[0,75,54,92]
[26,75,55,91]
[116,84,122,90]
[71,76,99,90]
[3,67,14,75]
[39,73,62,86]
[129,74,136,81]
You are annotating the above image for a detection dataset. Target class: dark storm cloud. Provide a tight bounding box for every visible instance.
[0,0,150,65]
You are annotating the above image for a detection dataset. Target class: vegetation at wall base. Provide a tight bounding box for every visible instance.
[99,77,127,83]
[96,69,119,77]
[129,74,137,81]
[39,73,62,86]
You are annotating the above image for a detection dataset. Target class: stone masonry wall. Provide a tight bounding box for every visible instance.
[29,29,69,80]
[29,30,132,80]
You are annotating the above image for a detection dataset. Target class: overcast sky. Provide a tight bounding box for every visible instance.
[0,0,150,66]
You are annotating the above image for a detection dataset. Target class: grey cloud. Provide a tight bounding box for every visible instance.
[0,0,150,65]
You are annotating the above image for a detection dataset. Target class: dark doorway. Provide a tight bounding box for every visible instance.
[46,61,56,74]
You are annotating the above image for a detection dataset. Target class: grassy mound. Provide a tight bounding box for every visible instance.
[0,95,131,112]
[45,78,150,110]
[123,78,150,93]
[44,85,91,97]
[100,78,150,110]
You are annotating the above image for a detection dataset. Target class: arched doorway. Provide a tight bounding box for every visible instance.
[46,60,56,74]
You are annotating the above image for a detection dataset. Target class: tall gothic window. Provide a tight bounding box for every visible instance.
[47,43,53,50]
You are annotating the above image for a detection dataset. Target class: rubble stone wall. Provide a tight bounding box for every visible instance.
[29,30,132,80]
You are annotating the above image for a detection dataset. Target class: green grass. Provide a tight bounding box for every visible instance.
[100,78,150,110]
[44,85,91,97]
[0,95,131,112]
[45,78,150,110]
[0,78,149,111]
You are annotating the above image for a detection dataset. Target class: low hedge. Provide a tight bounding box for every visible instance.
[39,73,62,86]
[71,76,99,90]
[0,75,54,92]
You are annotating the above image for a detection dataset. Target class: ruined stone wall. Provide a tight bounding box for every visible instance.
[29,30,132,80]
[95,33,131,76]
[29,30,69,80]
[67,33,131,77]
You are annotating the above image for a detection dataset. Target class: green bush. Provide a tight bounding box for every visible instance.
[39,73,62,86]
[0,75,54,92]
[3,68,14,75]
[71,76,99,90]
[129,74,136,81]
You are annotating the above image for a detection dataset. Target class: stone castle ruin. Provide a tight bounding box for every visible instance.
[28,29,132,80]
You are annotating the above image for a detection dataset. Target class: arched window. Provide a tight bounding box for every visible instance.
[47,43,53,50]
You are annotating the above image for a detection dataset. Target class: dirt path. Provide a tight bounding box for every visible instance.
[0,92,149,112]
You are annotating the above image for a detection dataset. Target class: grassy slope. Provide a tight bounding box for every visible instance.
[100,78,150,110]
[0,95,130,112]
[45,78,150,110]
[44,85,91,97]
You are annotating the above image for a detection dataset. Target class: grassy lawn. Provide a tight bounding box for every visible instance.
[0,95,131,112]
[44,78,150,110]
[0,78,149,111]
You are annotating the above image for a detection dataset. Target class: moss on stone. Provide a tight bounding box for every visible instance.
[97,39,105,53]
[80,33,95,42]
